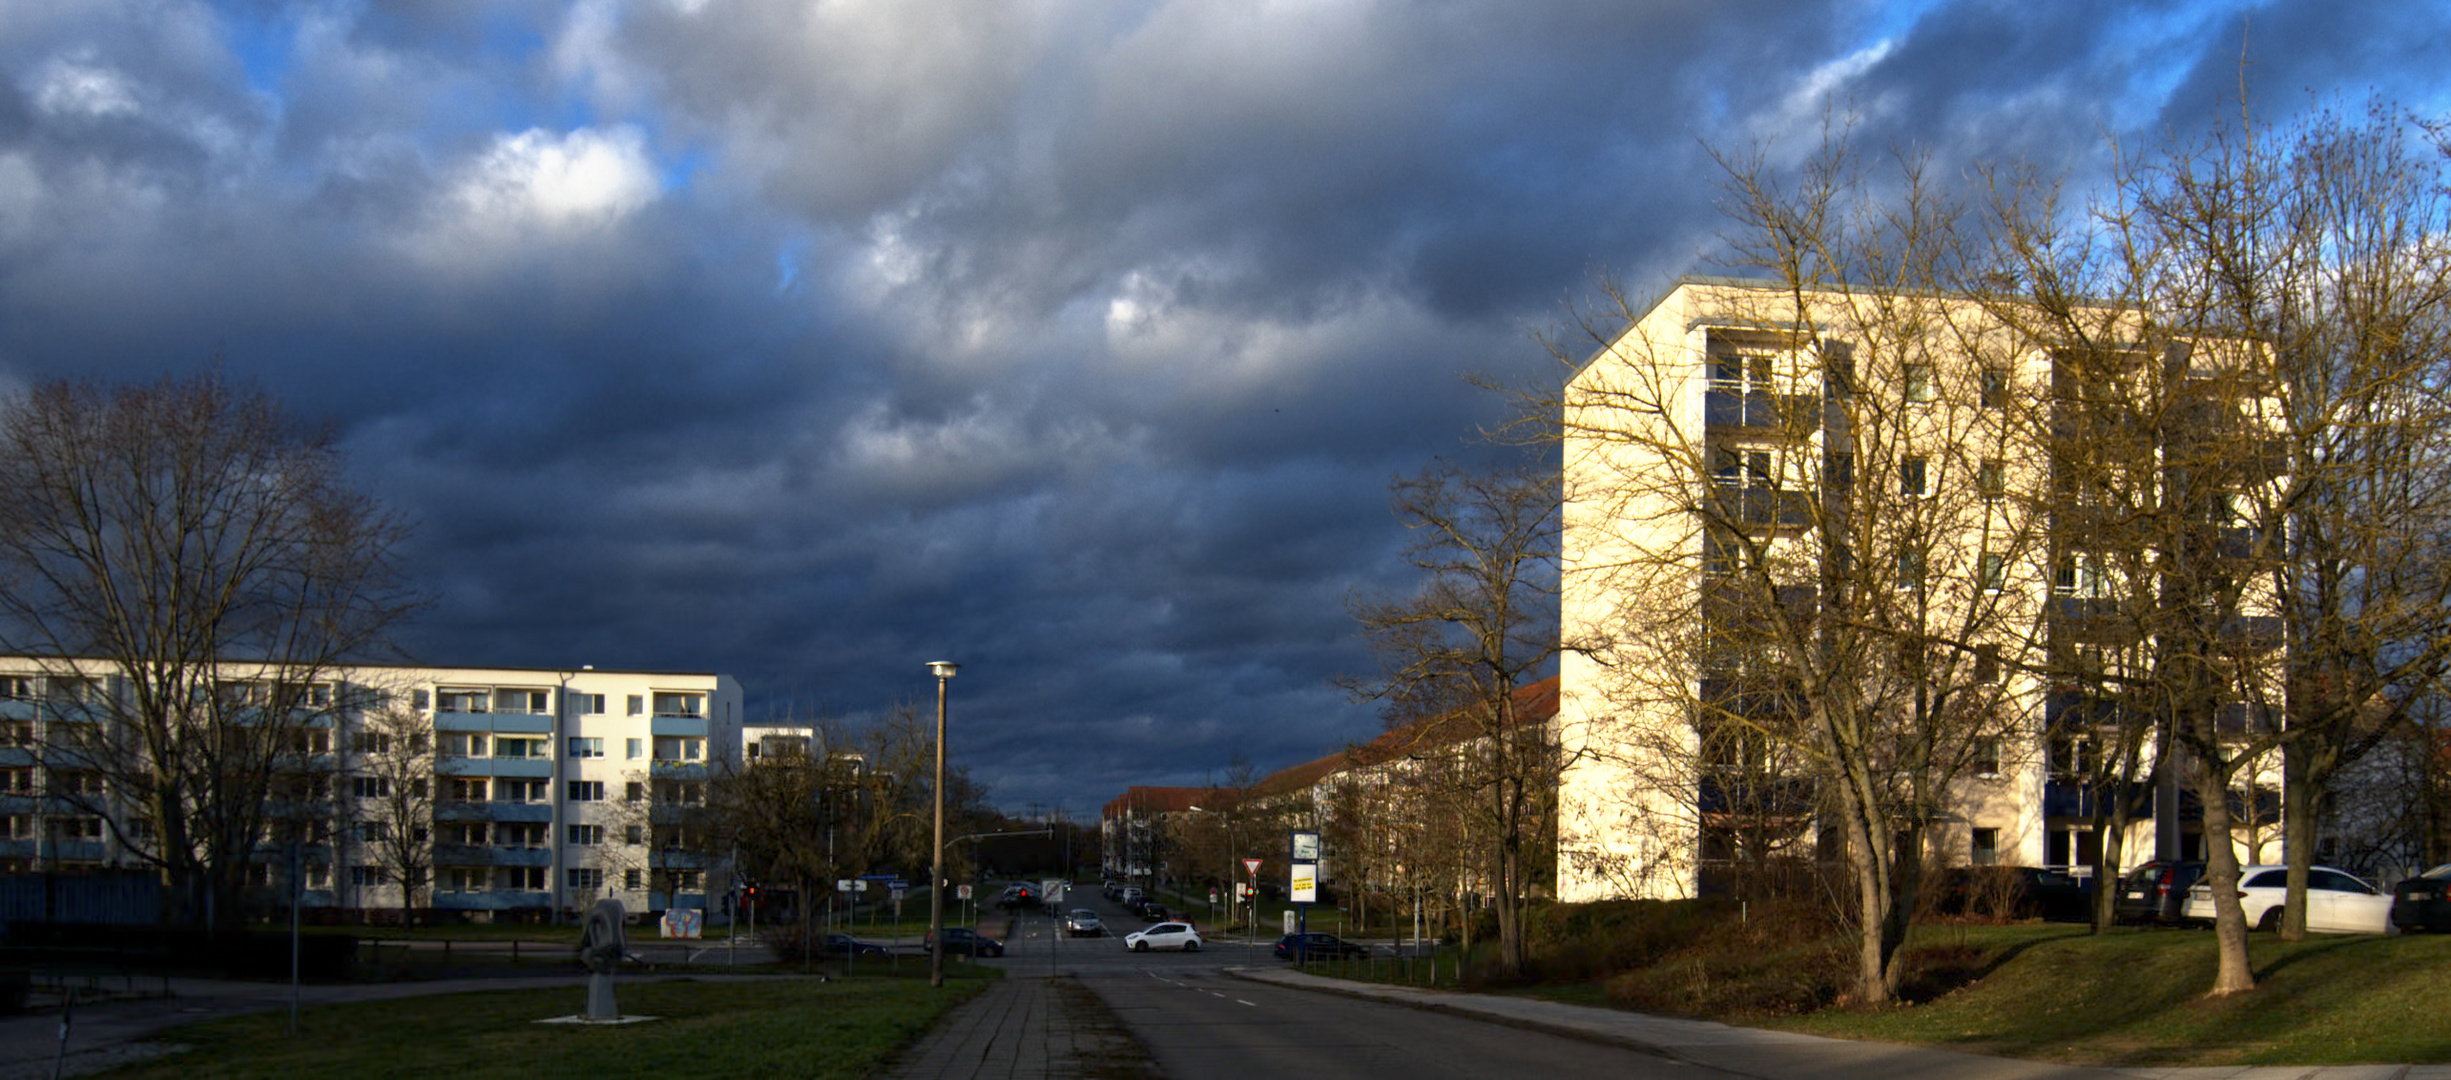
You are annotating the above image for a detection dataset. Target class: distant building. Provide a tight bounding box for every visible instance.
[0,659,740,921]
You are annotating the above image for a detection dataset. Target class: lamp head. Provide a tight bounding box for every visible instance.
[927,661,960,680]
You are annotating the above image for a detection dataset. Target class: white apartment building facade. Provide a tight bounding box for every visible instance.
[1555,278,2285,902]
[0,659,740,921]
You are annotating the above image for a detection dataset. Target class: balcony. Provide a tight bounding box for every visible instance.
[1705,390,1822,434]
[1708,487,1814,530]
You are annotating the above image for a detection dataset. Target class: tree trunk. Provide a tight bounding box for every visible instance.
[2278,741,2316,942]
[2193,765,2256,995]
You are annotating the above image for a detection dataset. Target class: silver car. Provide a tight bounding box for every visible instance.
[1064,909,1103,937]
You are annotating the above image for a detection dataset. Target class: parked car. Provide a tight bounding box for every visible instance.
[2113,860,2206,925]
[2390,863,2451,932]
[2182,865,2392,934]
[1927,866,2089,922]
[1123,921,1204,953]
[1273,932,1370,960]
[1118,887,1145,910]
[1064,909,1104,937]
[1140,903,1171,923]
[819,934,890,957]
[925,927,1007,957]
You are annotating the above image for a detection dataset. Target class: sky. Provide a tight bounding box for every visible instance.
[2,0,2445,818]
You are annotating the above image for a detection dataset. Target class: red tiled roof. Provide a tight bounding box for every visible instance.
[1099,677,1560,818]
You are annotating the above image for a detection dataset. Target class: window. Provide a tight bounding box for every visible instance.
[625,738,644,760]
[0,769,30,793]
[2,815,31,838]
[500,866,546,891]
[1825,451,1853,491]
[1978,553,2006,592]
[568,868,604,889]
[412,689,431,710]
[493,735,549,759]
[670,870,700,891]
[495,689,549,715]
[653,736,705,762]
[350,776,392,799]
[1972,737,2003,777]
[568,824,604,845]
[305,864,331,889]
[1710,352,1774,392]
[652,692,705,718]
[351,865,386,887]
[53,771,103,796]
[2055,553,2107,598]
[625,781,646,803]
[440,822,487,845]
[441,867,485,892]
[626,695,645,717]
[59,816,104,840]
[1979,365,2009,408]
[1898,549,1925,590]
[574,693,606,715]
[1970,827,2000,866]
[1822,343,1855,398]
[624,825,644,845]
[442,733,490,758]
[288,729,331,754]
[1974,645,2000,685]
[499,778,549,803]
[0,722,28,748]
[624,869,643,890]
[568,737,604,759]
[1977,459,2006,499]
[655,780,705,805]
[568,780,605,802]
[349,731,393,755]
[447,778,488,802]
[436,689,488,713]
[496,822,547,847]
[1903,363,1934,403]
[1900,456,1927,497]
[0,676,31,700]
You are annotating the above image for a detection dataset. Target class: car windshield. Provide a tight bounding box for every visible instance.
[2421,864,2451,881]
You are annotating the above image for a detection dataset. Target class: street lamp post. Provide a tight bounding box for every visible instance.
[927,661,958,988]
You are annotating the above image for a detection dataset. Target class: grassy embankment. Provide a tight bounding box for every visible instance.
[1307,898,2451,1067]
[94,969,995,1080]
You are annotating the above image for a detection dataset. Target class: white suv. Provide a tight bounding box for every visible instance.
[2181,865,2391,934]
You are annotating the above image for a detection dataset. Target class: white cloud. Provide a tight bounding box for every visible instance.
[454,126,660,226]
[27,53,143,120]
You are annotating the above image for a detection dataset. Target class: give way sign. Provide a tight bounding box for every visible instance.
[1243,858,1263,876]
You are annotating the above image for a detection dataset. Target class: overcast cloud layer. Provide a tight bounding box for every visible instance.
[2,0,2444,815]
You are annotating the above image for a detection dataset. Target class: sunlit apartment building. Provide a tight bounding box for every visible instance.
[0,659,740,921]
[1555,277,2286,902]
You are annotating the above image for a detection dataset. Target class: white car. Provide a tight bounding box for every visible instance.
[2181,864,2393,934]
[1123,921,1203,953]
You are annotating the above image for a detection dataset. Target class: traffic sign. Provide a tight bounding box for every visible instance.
[1243,858,1263,876]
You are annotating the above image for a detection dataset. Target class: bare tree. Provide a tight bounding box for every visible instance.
[1979,99,2451,992]
[0,373,417,927]
[1348,461,1569,976]
[345,695,437,927]
[1548,133,2053,1004]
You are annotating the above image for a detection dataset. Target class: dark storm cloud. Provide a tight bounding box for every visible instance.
[0,0,2436,813]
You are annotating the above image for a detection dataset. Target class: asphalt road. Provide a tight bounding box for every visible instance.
[1009,887,1738,1080]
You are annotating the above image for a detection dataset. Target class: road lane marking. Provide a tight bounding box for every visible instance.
[1235,999,1256,1006]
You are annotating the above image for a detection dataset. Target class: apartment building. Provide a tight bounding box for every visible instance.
[0,659,740,921]
[1554,277,2285,902]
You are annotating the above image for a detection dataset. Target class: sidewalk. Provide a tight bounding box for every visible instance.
[1226,965,2451,1080]
[880,975,1152,1080]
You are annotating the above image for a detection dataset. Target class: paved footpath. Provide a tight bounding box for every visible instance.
[886,962,2451,1080]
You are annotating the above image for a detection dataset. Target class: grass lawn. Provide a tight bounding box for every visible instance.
[1535,916,2451,1068]
[1758,925,2451,1067]
[94,972,993,1080]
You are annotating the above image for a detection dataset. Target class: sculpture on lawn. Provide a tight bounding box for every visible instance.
[578,898,627,1020]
